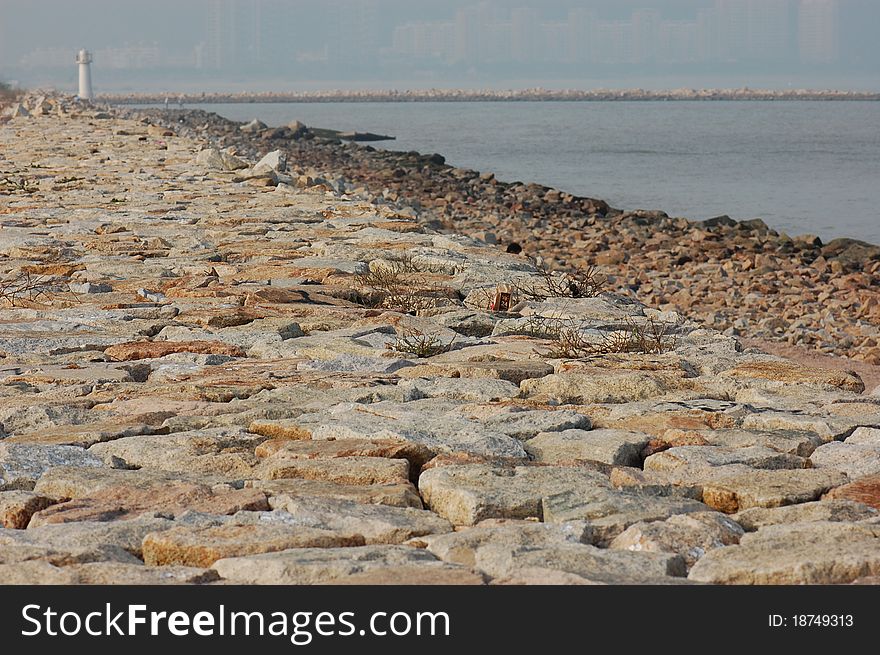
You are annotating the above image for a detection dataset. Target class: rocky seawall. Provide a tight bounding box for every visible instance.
[1,93,879,585]
[101,88,880,104]
[134,105,880,366]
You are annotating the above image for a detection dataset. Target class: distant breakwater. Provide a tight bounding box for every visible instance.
[103,88,880,105]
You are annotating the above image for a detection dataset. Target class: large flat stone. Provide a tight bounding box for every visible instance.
[525,429,651,467]
[142,522,365,568]
[212,545,470,584]
[88,429,265,477]
[0,517,173,565]
[688,522,880,584]
[609,511,744,569]
[246,479,423,508]
[540,488,710,544]
[810,427,880,479]
[418,464,609,526]
[28,482,268,526]
[469,542,687,583]
[733,500,878,531]
[268,496,453,544]
[256,456,410,485]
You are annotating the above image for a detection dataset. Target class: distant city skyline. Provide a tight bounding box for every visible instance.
[1,0,877,92]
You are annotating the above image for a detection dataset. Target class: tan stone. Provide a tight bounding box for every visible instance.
[143,524,366,568]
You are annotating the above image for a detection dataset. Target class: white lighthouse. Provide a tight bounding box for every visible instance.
[76,49,94,101]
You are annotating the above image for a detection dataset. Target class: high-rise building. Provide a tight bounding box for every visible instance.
[748,0,793,61]
[510,7,539,63]
[799,0,839,63]
[567,8,595,64]
[633,9,661,63]
[204,0,261,70]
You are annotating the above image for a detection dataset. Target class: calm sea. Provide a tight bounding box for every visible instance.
[173,101,880,244]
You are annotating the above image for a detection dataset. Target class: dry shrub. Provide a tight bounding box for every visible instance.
[387,329,454,359]
[0,271,67,306]
[516,264,606,301]
[542,316,677,359]
[355,254,458,313]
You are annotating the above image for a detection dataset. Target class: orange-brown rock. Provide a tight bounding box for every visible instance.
[104,340,245,361]
[823,474,880,510]
[28,483,268,526]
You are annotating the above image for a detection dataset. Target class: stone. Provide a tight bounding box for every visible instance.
[0,491,56,528]
[688,522,880,584]
[256,456,410,486]
[88,429,265,477]
[0,443,104,491]
[823,474,880,510]
[252,150,287,175]
[246,479,423,508]
[267,496,452,544]
[521,371,698,405]
[469,542,686,583]
[698,468,848,513]
[253,436,434,472]
[27,482,268,526]
[609,511,744,569]
[809,427,880,479]
[540,488,710,544]
[401,357,552,384]
[525,429,651,467]
[292,400,528,459]
[104,340,245,361]
[212,545,467,584]
[733,500,878,531]
[66,562,221,585]
[33,466,235,500]
[0,517,173,565]
[412,522,594,567]
[142,522,365,568]
[480,409,591,440]
[418,464,610,526]
[721,360,865,393]
[644,446,809,474]
[398,377,521,403]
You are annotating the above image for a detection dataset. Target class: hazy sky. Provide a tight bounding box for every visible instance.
[1,0,877,91]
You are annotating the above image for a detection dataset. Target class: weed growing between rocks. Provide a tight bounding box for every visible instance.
[0,271,67,307]
[387,329,455,358]
[516,264,607,301]
[354,254,459,313]
[541,316,678,359]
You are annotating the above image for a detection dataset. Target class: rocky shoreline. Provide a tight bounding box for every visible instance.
[1,93,879,586]
[132,105,880,366]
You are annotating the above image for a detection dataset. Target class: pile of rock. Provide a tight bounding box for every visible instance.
[132,107,880,364]
[1,95,879,585]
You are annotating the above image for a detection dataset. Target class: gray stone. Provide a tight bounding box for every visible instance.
[0,443,104,491]
[541,487,710,544]
[418,464,610,526]
[525,429,651,467]
[264,497,453,544]
[398,377,521,403]
[733,500,879,531]
[810,427,880,479]
[212,545,467,584]
[609,511,744,569]
[0,517,173,565]
[471,542,686,583]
